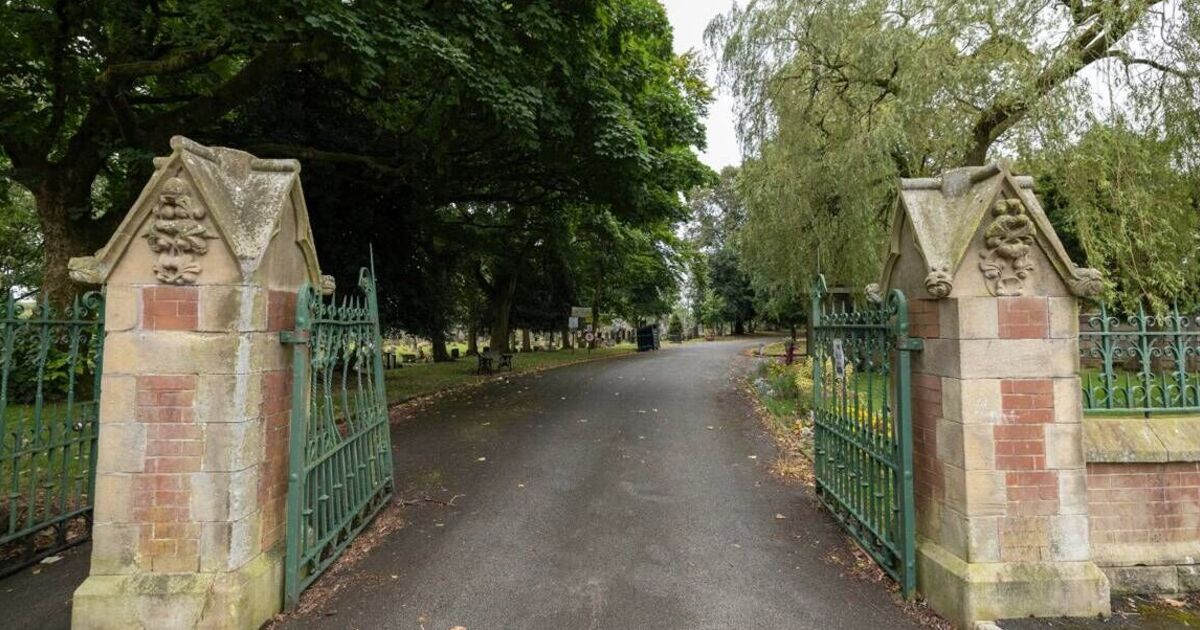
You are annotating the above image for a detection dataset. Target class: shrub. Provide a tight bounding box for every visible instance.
[667,313,684,337]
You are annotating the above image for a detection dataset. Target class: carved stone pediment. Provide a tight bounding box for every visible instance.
[65,136,326,289]
[880,163,1105,300]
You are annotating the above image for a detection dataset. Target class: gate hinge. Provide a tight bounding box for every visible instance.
[897,337,924,351]
[280,330,310,345]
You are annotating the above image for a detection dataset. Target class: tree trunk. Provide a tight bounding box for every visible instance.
[560,323,572,349]
[734,319,745,335]
[521,328,531,352]
[430,327,450,362]
[467,319,478,356]
[33,170,116,307]
[488,273,518,353]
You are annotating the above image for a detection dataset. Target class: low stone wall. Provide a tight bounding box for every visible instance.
[1084,416,1200,594]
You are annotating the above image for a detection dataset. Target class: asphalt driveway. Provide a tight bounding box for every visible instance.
[278,339,916,629]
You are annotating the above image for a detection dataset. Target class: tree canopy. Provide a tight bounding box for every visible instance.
[0,0,711,354]
[709,0,1200,307]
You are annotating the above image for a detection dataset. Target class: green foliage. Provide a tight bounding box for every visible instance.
[0,318,99,404]
[0,171,40,292]
[709,0,1200,303]
[667,313,683,337]
[0,0,711,350]
[699,292,726,330]
[707,247,755,332]
[1027,123,1200,312]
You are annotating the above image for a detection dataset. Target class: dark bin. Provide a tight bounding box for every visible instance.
[636,325,660,352]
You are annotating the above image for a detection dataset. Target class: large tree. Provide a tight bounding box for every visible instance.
[1028,121,1200,311]
[0,0,401,303]
[709,0,1200,294]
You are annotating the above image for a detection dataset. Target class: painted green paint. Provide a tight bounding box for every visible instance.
[0,290,104,575]
[283,264,395,609]
[1081,301,1200,416]
[810,275,918,599]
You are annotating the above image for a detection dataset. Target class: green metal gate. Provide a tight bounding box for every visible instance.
[810,275,920,597]
[0,291,104,576]
[282,267,394,608]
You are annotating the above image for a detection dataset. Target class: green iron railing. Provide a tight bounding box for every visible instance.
[1080,301,1200,416]
[0,291,104,576]
[283,266,394,608]
[810,275,919,598]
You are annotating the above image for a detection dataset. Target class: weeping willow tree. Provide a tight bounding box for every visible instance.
[709,0,1200,301]
[1029,123,1200,312]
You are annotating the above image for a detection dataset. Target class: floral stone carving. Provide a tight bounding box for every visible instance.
[143,176,215,284]
[978,197,1035,296]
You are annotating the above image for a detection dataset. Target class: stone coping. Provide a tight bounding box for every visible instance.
[1092,541,1200,568]
[1083,414,1200,463]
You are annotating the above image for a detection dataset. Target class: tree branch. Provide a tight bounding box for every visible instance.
[142,44,314,146]
[97,44,226,88]
[243,143,403,171]
[1102,49,1198,79]
[963,1,1164,164]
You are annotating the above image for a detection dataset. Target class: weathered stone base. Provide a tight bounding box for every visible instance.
[1094,541,1200,594]
[917,539,1111,628]
[72,546,283,630]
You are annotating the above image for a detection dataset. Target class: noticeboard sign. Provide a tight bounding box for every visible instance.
[832,339,846,378]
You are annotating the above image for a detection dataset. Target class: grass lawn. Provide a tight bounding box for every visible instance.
[0,400,98,535]
[1079,368,1200,412]
[383,343,640,404]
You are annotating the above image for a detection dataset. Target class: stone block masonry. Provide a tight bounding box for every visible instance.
[1084,418,1200,594]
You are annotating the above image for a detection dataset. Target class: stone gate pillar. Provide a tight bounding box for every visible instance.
[67,137,326,629]
[879,164,1110,627]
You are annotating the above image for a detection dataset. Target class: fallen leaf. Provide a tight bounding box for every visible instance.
[775,514,786,520]
[706,426,715,430]
[477,457,487,462]
[748,455,757,460]
[40,555,62,564]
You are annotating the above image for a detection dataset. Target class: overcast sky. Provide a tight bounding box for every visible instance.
[662,0,740,171]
